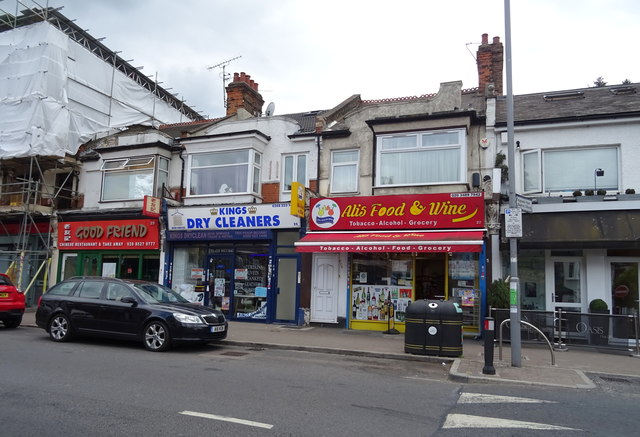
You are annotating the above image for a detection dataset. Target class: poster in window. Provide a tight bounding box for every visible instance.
[102,263,116,278]
[454,288,476,307]
[214,278,225,297]
[234,269,248,280]
[449,253,477,280]
[191,268,204,280]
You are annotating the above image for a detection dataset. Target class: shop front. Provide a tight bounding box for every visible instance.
[56,218,161,281]
[165,203,302,324]
[296,192,487,334]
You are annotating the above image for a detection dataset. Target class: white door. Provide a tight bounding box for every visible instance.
[310,254,339,323]
[546,257,585,313]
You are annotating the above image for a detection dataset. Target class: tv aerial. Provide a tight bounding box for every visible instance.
[207,55,242,109]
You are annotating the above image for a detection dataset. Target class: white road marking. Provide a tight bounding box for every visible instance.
[180,410,274,429]
[458,393,556,404]
[443,414,579,430]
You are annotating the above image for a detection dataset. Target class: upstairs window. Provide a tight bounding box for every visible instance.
[522,147,619,193]
[282,154,307,193]
[101,156,168,201]
[188,149,261,196]
[376,129,465,186]
[331,149,359,193]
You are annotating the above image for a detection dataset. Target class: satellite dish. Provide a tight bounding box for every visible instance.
[265,102,275,116]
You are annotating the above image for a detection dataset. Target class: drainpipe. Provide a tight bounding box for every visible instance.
[178,146,186,201]
[315,134,321,195]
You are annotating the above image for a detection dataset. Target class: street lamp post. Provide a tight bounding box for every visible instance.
[504,0,521,367]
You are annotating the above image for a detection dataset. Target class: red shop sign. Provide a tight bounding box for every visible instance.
[57,219,160,250]
[309,192,484,231]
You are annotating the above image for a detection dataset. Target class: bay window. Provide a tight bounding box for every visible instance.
[189,149,261,196]
[101,156,168,201]
[376,129,465,186]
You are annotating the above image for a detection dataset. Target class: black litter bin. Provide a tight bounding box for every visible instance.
[405,299,463,357]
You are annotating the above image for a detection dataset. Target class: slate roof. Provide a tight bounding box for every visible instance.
[495,83,640,126]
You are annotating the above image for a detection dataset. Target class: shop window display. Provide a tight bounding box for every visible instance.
[171,246,208,304]
[233,249,270,319]
[448,252,480,330]
[350,253,414,326]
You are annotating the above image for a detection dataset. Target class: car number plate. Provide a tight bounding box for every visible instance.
[211,325,225,333]
[0,292,8,298]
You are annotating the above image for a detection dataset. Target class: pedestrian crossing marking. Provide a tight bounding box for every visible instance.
[443,414,578,430]
[458,393,556,404]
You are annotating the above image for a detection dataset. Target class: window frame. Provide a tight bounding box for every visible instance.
[375,128,466,187]
[186,148,262,197]
[100,155,168,202]
[281,153,308,194]
[330,149,360,193]
[522,146,619,194]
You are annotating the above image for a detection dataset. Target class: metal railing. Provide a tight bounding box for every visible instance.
[490,308,640,356]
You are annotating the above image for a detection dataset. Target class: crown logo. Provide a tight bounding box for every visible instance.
[209,208,218,215]
[248,206,257,214]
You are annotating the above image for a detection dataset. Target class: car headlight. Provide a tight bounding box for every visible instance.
[173,313,203,324]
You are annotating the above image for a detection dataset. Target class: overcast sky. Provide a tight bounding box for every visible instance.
[15,0,640,119]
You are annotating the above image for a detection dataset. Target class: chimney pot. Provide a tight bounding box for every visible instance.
[493,36,500,44]
[482,33,488,44]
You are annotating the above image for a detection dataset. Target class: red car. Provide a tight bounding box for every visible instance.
[0,273,25,328]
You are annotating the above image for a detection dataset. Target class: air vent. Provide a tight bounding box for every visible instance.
[610,86,636,95]
[543,91,585,102]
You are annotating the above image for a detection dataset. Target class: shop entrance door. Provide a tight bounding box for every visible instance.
[60,253,78,280]
[207,255,233,310]
[274,256,299,323]
[310,254,339,323]
[546,258,584,313]
[608,260,639,342]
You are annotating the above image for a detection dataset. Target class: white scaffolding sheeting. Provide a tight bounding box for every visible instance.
[0,21,194,159]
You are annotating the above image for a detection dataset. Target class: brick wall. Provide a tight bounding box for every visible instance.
[226,72,264,117]
[477,34,503,95]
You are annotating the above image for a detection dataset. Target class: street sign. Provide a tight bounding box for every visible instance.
[505,207,523,238]
[515,194,532,213]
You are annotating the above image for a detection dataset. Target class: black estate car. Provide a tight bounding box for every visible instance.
[36,277,227,352]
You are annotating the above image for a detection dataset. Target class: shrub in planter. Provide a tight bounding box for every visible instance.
[488,279,510,309]
[572,190,582,197]
[585,189,594,196]
[589,298,608,313]
[596,189,607,196]
[625,188,636,194]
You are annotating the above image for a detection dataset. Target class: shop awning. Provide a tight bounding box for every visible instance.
[295,230,485,253]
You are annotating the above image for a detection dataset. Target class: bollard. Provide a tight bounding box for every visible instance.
[482,317,496,375]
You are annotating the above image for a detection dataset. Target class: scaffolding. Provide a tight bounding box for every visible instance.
[0,155,78,305]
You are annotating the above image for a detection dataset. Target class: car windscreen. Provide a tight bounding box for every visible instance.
[133,283,191,304]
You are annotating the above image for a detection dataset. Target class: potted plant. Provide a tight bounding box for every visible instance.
[588,298,609,346]
[596,189,607,196]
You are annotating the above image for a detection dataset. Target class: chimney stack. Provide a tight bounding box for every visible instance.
[225,72,265,117]
[476,33,503,96]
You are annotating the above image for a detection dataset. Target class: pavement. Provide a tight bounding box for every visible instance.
[20,310,640,389]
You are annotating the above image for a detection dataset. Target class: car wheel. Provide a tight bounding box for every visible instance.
[143,320,171,352]
[3,317,22,329]
[49,314,72,342]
